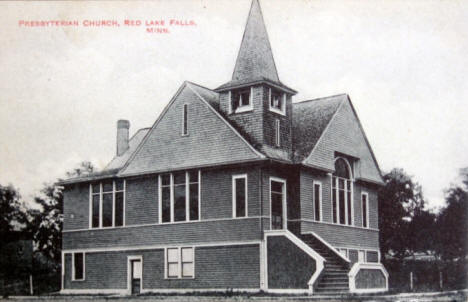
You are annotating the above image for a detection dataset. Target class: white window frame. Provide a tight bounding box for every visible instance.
[71,252,85,281]
[313,181,322,222]
[164,247,195,279]
[275,119,280,147]
[361,192,369,228]
[269,177,287,230]
[331,157,354,226]
[268,87,286,115]
[230,87,253,114]
[89,180,126,229]
[181,103,189,136]
[158,170,201,224]
[232,174,248,218]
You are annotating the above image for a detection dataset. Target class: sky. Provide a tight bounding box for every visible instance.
[0,0,467,210]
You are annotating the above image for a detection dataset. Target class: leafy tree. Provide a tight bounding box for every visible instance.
[27,161,94,267]
[435,168,468,261]
[378,168,427,260]
[0,184,27,238]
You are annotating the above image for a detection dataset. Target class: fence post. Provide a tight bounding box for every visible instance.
[410,271,413,291]
[439,271,443,290]
[29,274,33,295]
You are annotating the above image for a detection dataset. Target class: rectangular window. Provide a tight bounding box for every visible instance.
[90,180,125,229]
[165,247,194,279]
[182,104,188,136]
[313,182,321,221]
[275,119,280,147]
[188,171,199,221]
[362,192,369,228]
[72,252,85,281]
[269,88,286,115]
[232,174,247,218]
[332,178,337,224]
[230,87,252,113]
[159,171,200,223]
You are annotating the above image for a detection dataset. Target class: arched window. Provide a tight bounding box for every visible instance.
[332,158,353,225]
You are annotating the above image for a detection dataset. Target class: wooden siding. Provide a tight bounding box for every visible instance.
[267,235,315,289]
[63,183,90,231]
[121,84,260,176]
[63,218,263,250]
[64,245,260,290]
[126,175,158,225]
[304,99,382,184]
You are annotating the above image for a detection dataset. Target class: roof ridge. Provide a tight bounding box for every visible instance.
[185,81,218,94]
[294,93,349,105]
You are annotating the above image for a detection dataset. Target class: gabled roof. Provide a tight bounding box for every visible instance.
[117,81,265,177]
[292,94,346,162]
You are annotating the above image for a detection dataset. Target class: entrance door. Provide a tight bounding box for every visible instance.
[130,259,142,294]
[270,178,286,230]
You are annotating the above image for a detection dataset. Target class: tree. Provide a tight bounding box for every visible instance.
[27,161,94,267]
[378,168,427,260]
[435,168,468,261]
[0,184,27,239]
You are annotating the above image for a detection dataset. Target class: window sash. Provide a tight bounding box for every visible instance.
[313,183,321,221]
[182,104,188,136]
[275,119,280,147]
[232,174,248,218]
[90,180,125,229]
[160,171,200,223]
[166,247,194,279]
[362,192,369,228]
[332,176,353,225]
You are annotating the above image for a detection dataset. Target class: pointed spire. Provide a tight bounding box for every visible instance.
[232,0,279,82]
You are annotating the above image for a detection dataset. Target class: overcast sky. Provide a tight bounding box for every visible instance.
[1,0,467,210]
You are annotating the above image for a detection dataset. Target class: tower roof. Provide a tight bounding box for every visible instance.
[215,0,295,94]
[232,0,278,82]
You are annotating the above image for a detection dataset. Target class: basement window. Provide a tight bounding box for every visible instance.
[72,252,85,281]
[230,87,253,113]
[165,247,194,279]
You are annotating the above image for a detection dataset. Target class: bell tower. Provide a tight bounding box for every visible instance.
[215,0,297,159]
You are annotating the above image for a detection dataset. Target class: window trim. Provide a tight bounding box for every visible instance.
[275,119,280,147]
[181,104,188,136]
[158,171,201,224]
[164,246,195,279]
[232,174,248,218]
[361,192,369,229]
[89,180,126,229]
[331,157,354,226]
[268,87,286,115]
[313,181,322,222]
[230,87,253,114]
[71,252,85,281]
[269,176,287,230]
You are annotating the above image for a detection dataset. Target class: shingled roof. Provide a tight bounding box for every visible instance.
[292,95,346,162]
[215,0,295,94]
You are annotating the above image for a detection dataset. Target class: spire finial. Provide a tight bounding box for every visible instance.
[232,0,279,82]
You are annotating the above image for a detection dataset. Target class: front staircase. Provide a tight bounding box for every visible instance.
[300,234,350,294]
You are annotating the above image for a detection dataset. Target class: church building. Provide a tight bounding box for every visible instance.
[60,0,388,295]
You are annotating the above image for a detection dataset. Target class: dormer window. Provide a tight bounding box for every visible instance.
[230,87,253,113]
[269,88,286,115]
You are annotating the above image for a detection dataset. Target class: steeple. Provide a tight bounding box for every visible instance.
[232,0,279,82]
